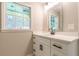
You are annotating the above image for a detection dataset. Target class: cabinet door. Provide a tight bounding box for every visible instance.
[51,39,67,54]
[51,47,65,56]
[51,47,54,56]
[33,42,50,56]
[33,36,51,56]
[54,50,65,56]
[38,42,50,56]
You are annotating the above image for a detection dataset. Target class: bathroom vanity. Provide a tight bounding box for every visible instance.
[33,32,79,56]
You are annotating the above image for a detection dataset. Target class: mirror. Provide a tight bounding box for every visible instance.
[47,3,63,32]
[62,2,78,32]
[47,2,78,32]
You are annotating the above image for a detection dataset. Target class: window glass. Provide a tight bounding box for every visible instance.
[6,15,15,29]
[15,17,24,28]
[15,4,23,13]
[6,2,31,30]
[7,2,16,11]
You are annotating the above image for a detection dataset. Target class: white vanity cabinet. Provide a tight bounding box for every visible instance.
[33,35,51,56]
[51,39,78,56]
[33,33,79,56]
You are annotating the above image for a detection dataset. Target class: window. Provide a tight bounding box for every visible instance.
[49,16,58,32]
[6,2,31,30]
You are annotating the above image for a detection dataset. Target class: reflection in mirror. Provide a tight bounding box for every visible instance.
[47,3,63,32]
[45,2,78,32]
[62,2,78,32]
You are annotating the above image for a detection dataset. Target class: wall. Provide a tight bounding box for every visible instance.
[43,9,49,32]
[0,30,32,56]
[62,2,78,32]
[30,3,44,32]
[78,3,79,32]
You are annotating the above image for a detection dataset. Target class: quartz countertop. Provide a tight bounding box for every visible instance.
[33,31,79,42]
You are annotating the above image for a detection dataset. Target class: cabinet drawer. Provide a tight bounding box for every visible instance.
[33,35,51,46]
[33,36,40,45]
[51,47,65,56]
[38,37,50,46]
[51,40,67,54]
